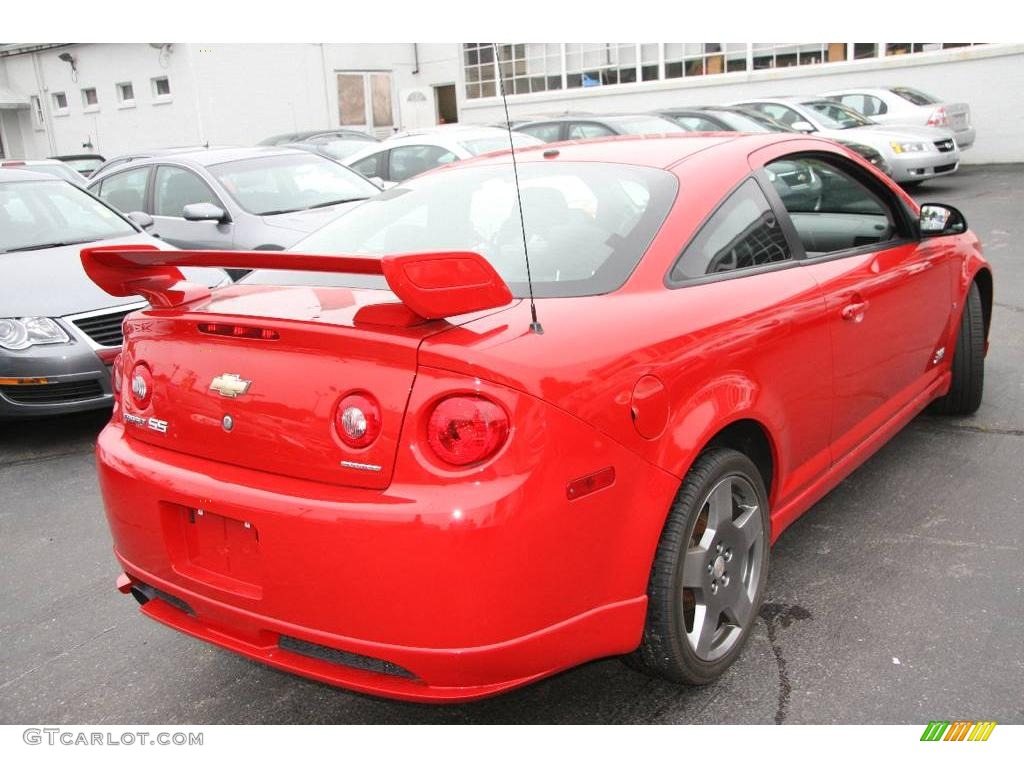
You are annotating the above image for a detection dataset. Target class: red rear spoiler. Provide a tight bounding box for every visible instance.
[80,245,513,320]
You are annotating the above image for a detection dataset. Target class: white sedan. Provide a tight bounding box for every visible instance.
[343,126,543,186]
[822,87,974,150]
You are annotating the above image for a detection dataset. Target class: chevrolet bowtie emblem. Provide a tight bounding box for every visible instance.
[209,373,252,398]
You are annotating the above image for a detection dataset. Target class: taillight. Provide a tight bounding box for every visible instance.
[927,107,949,127]
[129,362,153,409]
[111,354,123,394]
[427,395,509,466]
[334,392,382,448]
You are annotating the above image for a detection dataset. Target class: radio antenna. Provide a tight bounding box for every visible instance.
[493,43,543,335]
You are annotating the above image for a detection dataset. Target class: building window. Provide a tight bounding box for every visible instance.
[52,91,69,114]
[116,82,135,107]
[151,76,171,101]
[751,43,846,69]
[30,96,45,129]
[463,43,561,98]
[81,87,99,111]
[665,44,747,78]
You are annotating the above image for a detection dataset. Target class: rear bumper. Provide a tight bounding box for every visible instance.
[955,127,976,149]
[96,404,677,701]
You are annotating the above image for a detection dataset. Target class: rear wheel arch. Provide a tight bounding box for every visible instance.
[702,418,776,505]
[972,267,993,341]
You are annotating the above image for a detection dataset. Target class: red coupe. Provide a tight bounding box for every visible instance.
[84,133,992,702]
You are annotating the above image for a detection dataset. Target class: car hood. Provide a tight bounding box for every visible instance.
[260,199,365,235]
[1,232,224,318]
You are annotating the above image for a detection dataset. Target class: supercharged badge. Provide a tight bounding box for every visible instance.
[123,412,168,433]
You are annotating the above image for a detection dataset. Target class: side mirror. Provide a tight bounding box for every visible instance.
[790,120,815,133]
[126,210,154,230]
[182,202,229,223]
[920,203,967,237]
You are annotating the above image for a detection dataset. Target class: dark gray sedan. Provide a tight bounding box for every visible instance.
[0,169,226,420]
[87,147,380,252]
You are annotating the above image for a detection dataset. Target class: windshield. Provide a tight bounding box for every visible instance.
[0,179,136,253]
[891,87,939,106]
[22,164,84,185]
[208,153,380,215]
[606,117,688,135]
[804,101,873,129]
[243,161,678,298]
[458,133,543,156]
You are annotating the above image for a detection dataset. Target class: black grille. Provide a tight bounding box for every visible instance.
[1,380,104,404]
[72,306,136,347]
[279,635,417,679]
[934,163,957,174]
[934,139,955,153]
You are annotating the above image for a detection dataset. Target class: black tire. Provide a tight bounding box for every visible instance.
[931,281,985,416]
[626,448,770,685]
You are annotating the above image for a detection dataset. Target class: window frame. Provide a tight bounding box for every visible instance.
[93,164,155,215]
[151,163,228,219]
[81,87,99,112]
[151,76,172,103]
[116,81,136,108]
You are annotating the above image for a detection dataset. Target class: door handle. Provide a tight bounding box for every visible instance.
[841,300,869,323]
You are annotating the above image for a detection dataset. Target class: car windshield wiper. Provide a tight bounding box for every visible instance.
[305,197,371,210]
[3,238,97,253]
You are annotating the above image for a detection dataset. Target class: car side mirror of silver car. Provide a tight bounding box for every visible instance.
[127,210,154,230]
[183,202,229,223]
[920,203,967,237]
[790,120,815,133]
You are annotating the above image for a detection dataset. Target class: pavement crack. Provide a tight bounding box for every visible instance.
[0,447,95,469]
[911,421,1024,438]
[0,624,118,691]
[758,603,812,725]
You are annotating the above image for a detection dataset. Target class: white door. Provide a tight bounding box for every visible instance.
[337,72,395,139]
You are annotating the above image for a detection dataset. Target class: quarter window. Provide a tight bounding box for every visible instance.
[388,145,458,183]
[765,157,896,256]
[350,152,384,180]
[671,178,792,281]
[95,166,150,213]
[154,166,219,217]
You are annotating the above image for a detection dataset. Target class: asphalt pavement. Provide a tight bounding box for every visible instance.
[1,164,1021,724]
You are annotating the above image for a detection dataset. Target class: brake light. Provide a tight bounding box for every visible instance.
[198,322,279,340]
[334,392,382,448]
[927,107,949,127]
[427,395,509,466]
[129,362,153,409]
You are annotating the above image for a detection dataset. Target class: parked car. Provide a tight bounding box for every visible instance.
[85,133,990,702]
[1,159,87,186]
[0,168,226,420]
[658,106,893,176]
[259,128,378,146]
[733,97,960,185]
[515,113,687,142]
[87,147,380,252]
[342,126,543,186]
[286,136,379,164]
[50,153,106,178]
[91,146,237,178]
[822,87,975,149]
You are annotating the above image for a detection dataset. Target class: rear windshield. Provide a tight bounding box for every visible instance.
[243,161,678,298]
[890,87,939,106]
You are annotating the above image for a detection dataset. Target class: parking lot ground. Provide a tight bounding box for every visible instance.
[1,164,1021,725]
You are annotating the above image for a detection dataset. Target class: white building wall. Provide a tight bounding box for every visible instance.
[457,44,1024,165]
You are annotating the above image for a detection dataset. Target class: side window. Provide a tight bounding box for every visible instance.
[153,166,220,217]
[671,178,792,282]
[837,94,867,114]
[350,152,384,180]
[674,116,722,131]
[866,95,887,115]
[388,145,458,183]
[518,122,562,142]
[766,156,896,256]
[749,103,805,128]
[95,166,150,213]
[567,122,616,139]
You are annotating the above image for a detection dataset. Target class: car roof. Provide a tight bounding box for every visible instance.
[455,133,797,171]
[91,147,309,179]
[0,167,60,182]
[1,158,68,166]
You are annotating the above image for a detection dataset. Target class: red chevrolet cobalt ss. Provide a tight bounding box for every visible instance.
[84,133,991,702]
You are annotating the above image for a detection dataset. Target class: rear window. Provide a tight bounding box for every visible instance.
[458,133,542,156]
[890,87,939,106]
[244,161,678,298]
[606,117,687,135]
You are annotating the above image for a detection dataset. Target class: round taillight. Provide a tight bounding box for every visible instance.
[129,363,153,409]
[335,392,382,448]
[427,395,509,467]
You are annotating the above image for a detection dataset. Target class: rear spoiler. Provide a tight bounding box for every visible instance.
[80,245,513,320]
